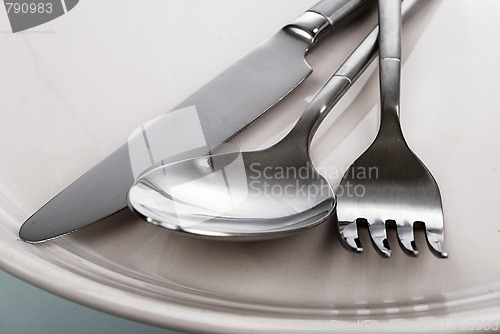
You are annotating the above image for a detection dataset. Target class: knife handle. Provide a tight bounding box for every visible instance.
[309,0,373,29]
[286,0,372,46]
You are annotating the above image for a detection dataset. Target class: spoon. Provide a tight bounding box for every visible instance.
[127,9,401,239]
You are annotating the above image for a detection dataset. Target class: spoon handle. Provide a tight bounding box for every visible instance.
[286,0,425,147]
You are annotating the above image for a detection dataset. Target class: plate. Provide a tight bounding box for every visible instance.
[2,1,500,333]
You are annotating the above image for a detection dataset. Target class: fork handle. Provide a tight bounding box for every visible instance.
[379,0,402,60]
[378,0,402,130]
[284,0,423,148]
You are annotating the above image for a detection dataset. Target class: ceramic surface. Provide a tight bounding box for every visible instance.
[1,1,500,333]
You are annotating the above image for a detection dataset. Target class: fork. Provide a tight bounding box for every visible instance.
[335,0,447,258]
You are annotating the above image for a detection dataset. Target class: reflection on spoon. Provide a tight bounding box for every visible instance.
[128,150,333,239]
[128,17,383,240]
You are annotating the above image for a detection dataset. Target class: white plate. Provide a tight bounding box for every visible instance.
[2,1,500,333]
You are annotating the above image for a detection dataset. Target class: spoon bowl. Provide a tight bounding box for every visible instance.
[128,147,334,240]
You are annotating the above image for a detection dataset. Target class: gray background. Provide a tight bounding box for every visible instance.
[0,269,187,334]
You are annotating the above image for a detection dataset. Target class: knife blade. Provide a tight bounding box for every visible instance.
[19,0,373,242]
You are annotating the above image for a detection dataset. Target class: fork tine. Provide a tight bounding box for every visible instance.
[396,221,419,257]
[338,219,363,253]
[368,220,391,257]
[425,224,448,258]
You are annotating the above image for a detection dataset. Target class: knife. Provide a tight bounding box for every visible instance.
[19,0,373,242]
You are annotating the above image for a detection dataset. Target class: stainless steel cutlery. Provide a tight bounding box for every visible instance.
[126,0,431,245]
[19,0,372,243]
[336,0,446,258]
[19,0,446,258]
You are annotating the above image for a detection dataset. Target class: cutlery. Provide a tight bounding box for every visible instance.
[335,0,446,257]
[19,0,372,242]
[127,0,426,240]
